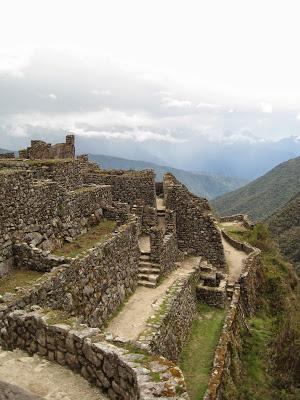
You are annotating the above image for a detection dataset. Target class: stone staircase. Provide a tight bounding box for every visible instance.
[196,260,227,307]
[226,282,235,299]
[138,251,161,288]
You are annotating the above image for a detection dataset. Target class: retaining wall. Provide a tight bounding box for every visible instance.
[220,214,253,229]
[164,173,226,268]
[138,262,200,361]
[0,168,112,276]
[84,169,156,207]
[204,228,263,399]
[31,218,140,327]
[150,227,183,277]
[0,308,189,400]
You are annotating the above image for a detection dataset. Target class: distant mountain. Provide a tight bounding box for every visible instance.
[211,156,300,221]
[0,148,12,154]
[89,154,247,199]
[267,193,300,274]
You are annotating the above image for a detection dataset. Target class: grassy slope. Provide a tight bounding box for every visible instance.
[0,270,44,295]
[89,153,247,199]
[212,156,300,221]
[223,224,300,400]
[179,303,226,399]
[53,219,117,258]
[267,193,300,275]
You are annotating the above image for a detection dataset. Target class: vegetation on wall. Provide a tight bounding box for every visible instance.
[223,223,300,399]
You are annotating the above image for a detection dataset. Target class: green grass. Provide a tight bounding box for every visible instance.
[0,270,44,295]
[43,308,77,326]
[223,223,300,399]
[52,219,117,258]
[238,316,274,400]
[179,303,226,399]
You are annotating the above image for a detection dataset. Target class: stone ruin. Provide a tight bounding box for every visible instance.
[18,134,75,160]
[0,136,262,400]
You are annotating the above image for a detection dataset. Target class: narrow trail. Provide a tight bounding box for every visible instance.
[221,222,248,283]
[106,256,200,341]
[0,348,107,400]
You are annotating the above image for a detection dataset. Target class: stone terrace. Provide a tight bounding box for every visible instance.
[0,136,262,400]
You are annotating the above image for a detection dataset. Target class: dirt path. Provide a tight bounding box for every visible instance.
[138,235,150,252]
[221,222,248,283]
[0,348,107,400]
[156,197,165,210]
[106,256,200,340]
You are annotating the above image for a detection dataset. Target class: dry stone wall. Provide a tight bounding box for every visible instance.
[204,228,263,399]
[27,218,140,327]
[19,135,75,160]
[220,214,254,229]
[164,173,226,268]
[0,308,188,400]
[150,227,183,277]
[221,229,262,315]
[0,152,15,159]
[204,288,244,400]
[1,310,140,399]
[0,167,112,276]
[13,243,66,272]
[138,263,201,362]
[84,169,156,207]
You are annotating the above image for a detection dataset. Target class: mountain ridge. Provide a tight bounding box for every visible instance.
[267,192,300,274]
[88,153,247,199]
[211,155,300,221]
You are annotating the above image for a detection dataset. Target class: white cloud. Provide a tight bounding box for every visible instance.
[0,52,31,78]
[162,97,192,108]
[3,109,186,144]
[259,102,273,113]
[196,102,222,109]
[49,93,57,100]
[76,129,186,143]
[90,89,111,96]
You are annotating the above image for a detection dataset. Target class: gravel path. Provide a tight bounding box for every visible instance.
[106,256,200,340]
[221,222,248,283]
[0,348,107,400]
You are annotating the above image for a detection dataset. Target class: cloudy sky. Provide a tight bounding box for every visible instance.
[1,0,300,175]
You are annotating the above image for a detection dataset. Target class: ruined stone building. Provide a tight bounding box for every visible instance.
[0,136,262,400]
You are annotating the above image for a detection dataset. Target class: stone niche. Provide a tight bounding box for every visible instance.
[19,135,75,160]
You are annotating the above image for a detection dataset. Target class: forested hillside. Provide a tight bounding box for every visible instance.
[212,156,300,221]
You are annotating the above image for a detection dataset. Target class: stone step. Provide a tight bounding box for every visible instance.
[138,266,161,274]
[157,211,165,216]
[139,254,151,261]
[139,260,160,268]
[226,287,234,299]
[138,273,159,283]
[140,250,151,256]
[138,279,157,288]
